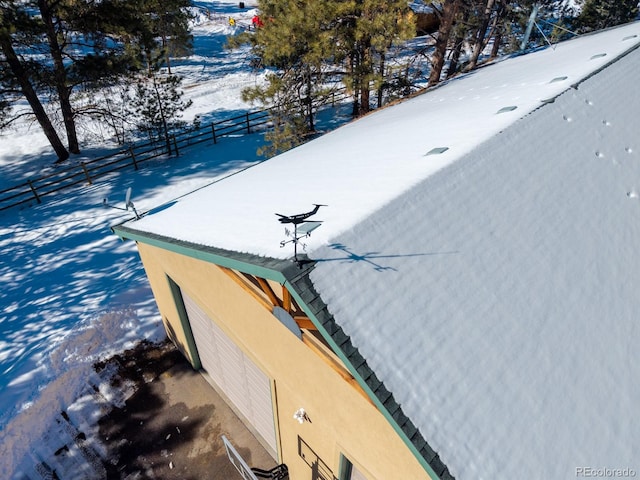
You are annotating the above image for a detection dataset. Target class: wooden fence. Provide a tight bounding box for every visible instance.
[0,90,349,213]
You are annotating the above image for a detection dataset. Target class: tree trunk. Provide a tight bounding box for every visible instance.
[377,53,385,108]
[162,35,172,74]
[490,2,507,59]
[447,39,463,79]
[0,31,69,162]
[152,76,172,155]
[305,66,314,132]
[429,0,459,86]
[467,0,497,71]
[358,39,371,116]
[491,30,502,58]
[446,7,470,79]
[360,83,370,115]
[38,0,80,154]
[350,51,360,117]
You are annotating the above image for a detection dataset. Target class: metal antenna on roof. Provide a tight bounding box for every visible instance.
[520,3,579,52]
[520,3,539,51]
[103,187,140,219]
[276,204,326,265]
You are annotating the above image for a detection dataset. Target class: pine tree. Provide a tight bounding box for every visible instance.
[432,0,576,83]
[336,0,415,116]
[466,0,504,70]
[576,0,639,32]
[0,0,193,161]
[151,0,194,74]
[232,0,415,155]
[128,72,192,154]
[37,0,81,153]
[235,0,341,155]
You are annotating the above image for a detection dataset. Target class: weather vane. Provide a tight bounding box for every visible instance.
[276,204,326,265]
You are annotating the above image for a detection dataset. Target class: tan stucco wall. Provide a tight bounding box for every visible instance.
[136,242,432,480]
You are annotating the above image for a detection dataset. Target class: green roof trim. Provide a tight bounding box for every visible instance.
[112,223,290,282]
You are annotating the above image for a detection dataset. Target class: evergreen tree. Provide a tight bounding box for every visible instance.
[336,0,415,116]
[150,0,194,74]
[37,0,81,154]
[234,0,342,155]
[432,0,577,83]
[128,72,192,154]
[232,0,415,155]
[446,2,473,78]
[0,0,193,162]
[466,0,506,70]
[575,0,639,32]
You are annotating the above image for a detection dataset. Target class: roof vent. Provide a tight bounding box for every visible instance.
[497,106,518,114]
[549,76,568,83]
[590,53,607,60]
[623,35,638,41]
[425,147,449,156]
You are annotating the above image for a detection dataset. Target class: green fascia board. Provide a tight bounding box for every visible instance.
[112,223,290,282]
[113,222,449,479]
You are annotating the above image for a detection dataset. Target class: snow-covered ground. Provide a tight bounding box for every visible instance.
[0,0,372,475]
[0,1,275,477]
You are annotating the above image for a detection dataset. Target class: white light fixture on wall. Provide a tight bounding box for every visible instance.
[293,408,310,424]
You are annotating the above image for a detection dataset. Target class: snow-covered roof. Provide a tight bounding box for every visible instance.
[120,23,640,479]
[124,24,640,262]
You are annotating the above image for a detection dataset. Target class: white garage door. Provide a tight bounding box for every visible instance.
[350,465,369,480]
[182,292,277,455]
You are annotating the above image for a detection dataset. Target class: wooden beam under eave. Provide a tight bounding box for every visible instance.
[221,267,273,312]
[294,315,316,330]
[289,294,303,314]
[302,334,374,407]
[282,286,292,312]
[256,277,281,307]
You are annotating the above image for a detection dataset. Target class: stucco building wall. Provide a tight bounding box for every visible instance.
[135,241,431,480]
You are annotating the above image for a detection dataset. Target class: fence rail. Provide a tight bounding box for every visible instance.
[0,89,350,213]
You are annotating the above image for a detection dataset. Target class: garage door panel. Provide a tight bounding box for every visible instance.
[214,330,251,417]
[181,290,277,454]
[244,357,276,443]
[351,465,369,480]
[184,297,225,387]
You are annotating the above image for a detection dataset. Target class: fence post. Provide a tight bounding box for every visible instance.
[166,136,172,156]
[129,147,138,170]
[28,180,42,204]
[246,112,251,134]
[81,162,92,184]
[173,135,179,156]
[212,124,217,144]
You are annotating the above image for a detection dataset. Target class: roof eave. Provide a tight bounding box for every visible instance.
[112,223,291,281]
